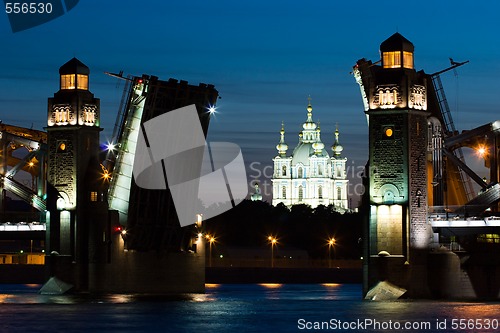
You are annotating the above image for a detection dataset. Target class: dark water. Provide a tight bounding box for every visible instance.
[1,284,499,332]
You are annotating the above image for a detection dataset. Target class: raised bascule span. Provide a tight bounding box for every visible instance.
[106,76,148,227]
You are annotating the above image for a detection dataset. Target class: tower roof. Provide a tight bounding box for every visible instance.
[59,57,90,75]
[380,32,414,53]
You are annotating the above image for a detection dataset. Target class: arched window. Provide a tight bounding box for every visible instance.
[318,186,323,199]
[337,165,341,177]
[282,165,287,176]
[298,167,303,178]
[318,164,323,176]
[298,186,303,202]
[282,186,286,199]
[337,187,342,200]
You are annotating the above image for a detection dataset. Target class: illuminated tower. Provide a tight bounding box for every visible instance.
[354,33,432,296]
[46,58,107,289]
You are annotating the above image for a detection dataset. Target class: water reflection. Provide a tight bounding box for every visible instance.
[0,284,499,333]
[205,284,221,289]
[258,283,283,289]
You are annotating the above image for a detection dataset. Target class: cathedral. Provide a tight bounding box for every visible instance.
[271,99,349,210]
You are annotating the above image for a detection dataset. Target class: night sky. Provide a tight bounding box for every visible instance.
[1,1,499,203]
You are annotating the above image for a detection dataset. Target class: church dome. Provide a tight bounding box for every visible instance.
[331,126,343,156]
[312,141,324,152]
[251,183,263,201]
[292,142,328,165]
[332,142,343,155]
[276,122,288,156]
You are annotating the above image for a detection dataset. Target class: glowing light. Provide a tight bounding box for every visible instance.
[28,161,34,167]
[328,238,336,246]
[207,105,216,115]
[268,236,278,244]
[477,146,487,157]
[59,143,66,151]
[385,128,393,137]
[198,232,203,238]
[121,230,127,235]
[100,163,111,181]
[106,142,116,151]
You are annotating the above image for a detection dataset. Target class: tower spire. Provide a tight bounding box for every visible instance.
[332,124,343,156]
[276,121,288,156]
[306,95,313,122]
[302,96,317,142]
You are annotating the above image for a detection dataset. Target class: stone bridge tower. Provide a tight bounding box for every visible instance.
[354,33,433,297]
[46,58,108,290]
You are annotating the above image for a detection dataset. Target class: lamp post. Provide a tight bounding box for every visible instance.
[328,238,336,268]
[268,236,277,268]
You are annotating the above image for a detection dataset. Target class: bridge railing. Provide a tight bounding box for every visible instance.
[0,222,45,231]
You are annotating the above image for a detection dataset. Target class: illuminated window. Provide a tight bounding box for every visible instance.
[382,51,401,68]
[60,74,76,89]
[58,142,66,152]
[54,106,70,124]
[385,127,393,137]
[318,186,323,199]
[298,186,303,202]
[77,74,88,90]
[282,186,286,199]
[90,191,98,202]
[282,165,287,176]
[403,51,413,69]
[477,234,500,244]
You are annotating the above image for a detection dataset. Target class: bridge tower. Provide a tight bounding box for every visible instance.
[46,58,108,290]
[354,33,433,298]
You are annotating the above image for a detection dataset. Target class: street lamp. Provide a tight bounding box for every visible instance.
[268,236,278,268]
[206,234,216,267]
[328,237,336,268]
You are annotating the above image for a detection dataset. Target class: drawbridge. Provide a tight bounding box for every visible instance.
[427,62,500,245]
[0,124,47,213]
[104,74,147,226]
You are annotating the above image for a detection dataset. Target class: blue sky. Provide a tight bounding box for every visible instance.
[1,1,499,203]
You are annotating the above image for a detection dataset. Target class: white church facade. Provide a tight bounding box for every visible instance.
[271,99,349,211]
